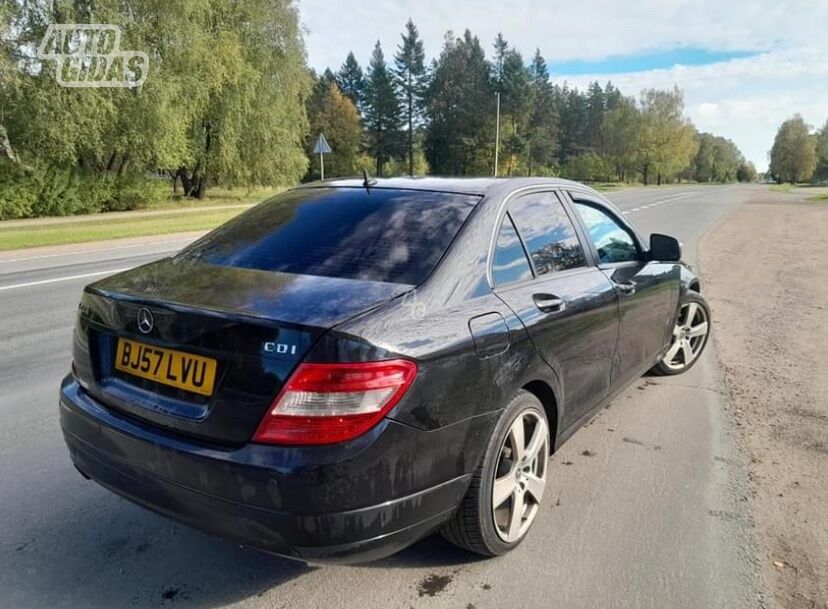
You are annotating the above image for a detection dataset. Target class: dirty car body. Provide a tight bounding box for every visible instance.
[59,177,700,563]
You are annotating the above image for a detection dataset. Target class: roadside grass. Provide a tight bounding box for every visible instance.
[0,206,250,251]
[768,183,828,201]
[591,181,710,192]
[0,187,281,251]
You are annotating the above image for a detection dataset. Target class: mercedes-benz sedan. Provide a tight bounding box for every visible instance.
[60,177,711,563]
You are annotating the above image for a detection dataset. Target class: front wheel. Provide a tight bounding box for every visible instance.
[651,291,711,375]
[441,390,550,556]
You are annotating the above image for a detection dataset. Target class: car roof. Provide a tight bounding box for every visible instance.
[295,176,602,198]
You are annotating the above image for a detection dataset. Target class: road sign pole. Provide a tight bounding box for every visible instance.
[312,133,332,181]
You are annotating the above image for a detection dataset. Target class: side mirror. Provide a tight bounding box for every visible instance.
[649,233,681,262]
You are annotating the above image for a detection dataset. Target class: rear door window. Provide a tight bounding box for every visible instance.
[509,192,587,275]
[179,188,477,285]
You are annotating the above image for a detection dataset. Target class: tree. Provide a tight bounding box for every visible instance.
[305,81,362,179]
[394,19,426,175]
[813,119,828,183]
[600,97,640,181]
[585,81,605,149]
[526,49,558,175]
[769,115,817,184]
[363,41,402,176]
[496,45,533,174]
[424,30,493,175]
[564,151,612,182]
[693,133,743,182]
[2,0,311,209]
[604,82,623,111]
[736,161,758,183]
[634,88,698,185]
[557,85,590,165]
[337,52,365,112]
[175,1,311,197]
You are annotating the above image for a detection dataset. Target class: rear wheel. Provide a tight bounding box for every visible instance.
[441,390,550,556]
[651,291,711,376]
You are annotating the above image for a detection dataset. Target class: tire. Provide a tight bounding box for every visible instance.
[650,291,711,376]
[441,390,550,556]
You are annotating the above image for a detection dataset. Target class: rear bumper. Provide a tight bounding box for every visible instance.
[59,377,475,563]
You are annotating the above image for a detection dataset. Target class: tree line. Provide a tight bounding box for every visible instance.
[0,0,310,219]
[1,4,757,220]
[768,115,828,184]
[309,24,756,186]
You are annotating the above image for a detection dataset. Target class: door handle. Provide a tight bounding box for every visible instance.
[533,294,566,313]
[613,280,637,295]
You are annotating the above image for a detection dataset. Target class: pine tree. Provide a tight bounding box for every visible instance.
[424,30,493,175]
[527,49,558,174]
[394,19,427,175]
[364,41,402,176]
[492,33,508,84]
[604,82,623,111]
[337,52,365,112]
[586,81,605,149]
[499,48,532,174]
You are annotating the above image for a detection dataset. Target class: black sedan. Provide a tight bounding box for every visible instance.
[60,177,711,563]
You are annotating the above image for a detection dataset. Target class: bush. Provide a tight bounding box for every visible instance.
[561,152,613,182]
[0,162,39,219]
[0,161,171,220]
[106,175,170,212]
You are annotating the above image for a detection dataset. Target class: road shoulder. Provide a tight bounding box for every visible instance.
[0,231,206,263]
[700,190,828,609]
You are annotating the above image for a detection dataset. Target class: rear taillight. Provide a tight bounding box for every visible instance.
[252,359,418,445]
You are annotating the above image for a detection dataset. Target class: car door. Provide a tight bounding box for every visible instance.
[566,191,680,388]
[491,190,619,429]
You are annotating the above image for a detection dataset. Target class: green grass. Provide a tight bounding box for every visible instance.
[0,207,250,250]
[768,183,828,201]
[0,187,283,251]
[591,181,717,192]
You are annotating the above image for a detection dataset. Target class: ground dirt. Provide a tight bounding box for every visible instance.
[700,190,828,609]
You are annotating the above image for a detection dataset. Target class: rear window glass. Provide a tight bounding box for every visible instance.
[178,188,477,285]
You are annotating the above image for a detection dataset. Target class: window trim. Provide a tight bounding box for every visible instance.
[490,212,535,288]
[487,187,592,289]
[565,191,644,269]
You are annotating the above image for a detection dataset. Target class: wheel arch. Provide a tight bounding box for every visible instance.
[521,380,560,451]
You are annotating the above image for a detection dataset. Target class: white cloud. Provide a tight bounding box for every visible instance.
[299,0,828,171]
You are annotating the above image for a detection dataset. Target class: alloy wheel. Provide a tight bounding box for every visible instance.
[662,300,709,371]
[492,410,549,543]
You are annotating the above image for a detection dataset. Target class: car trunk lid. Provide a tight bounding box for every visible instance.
[72,258,409,445]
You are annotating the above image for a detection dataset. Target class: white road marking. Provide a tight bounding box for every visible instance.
[622,192,698,214]
[0,267,132,292]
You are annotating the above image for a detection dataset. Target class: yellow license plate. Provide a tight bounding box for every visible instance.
[114,338,217,396]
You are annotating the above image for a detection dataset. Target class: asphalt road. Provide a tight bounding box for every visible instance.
[0,185,761,609]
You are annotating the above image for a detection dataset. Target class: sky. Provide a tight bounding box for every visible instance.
[298,0,828,172]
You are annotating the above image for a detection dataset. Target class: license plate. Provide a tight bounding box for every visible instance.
[114,338,217,396]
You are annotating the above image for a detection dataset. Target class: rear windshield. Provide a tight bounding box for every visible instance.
[178,187,477,285]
